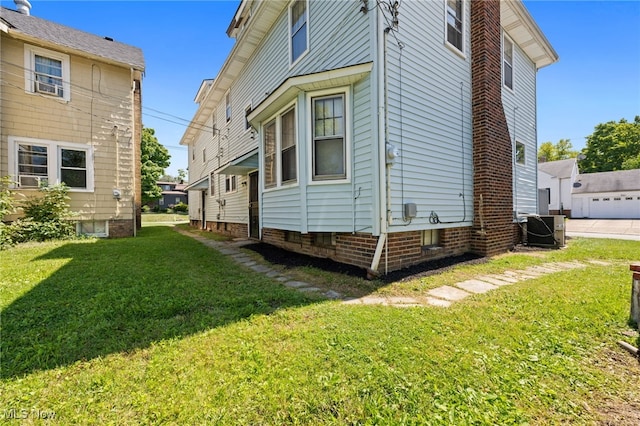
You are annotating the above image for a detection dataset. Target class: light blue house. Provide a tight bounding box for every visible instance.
[181,0,557,275]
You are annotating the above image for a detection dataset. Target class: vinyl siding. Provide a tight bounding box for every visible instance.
[1,36,137,221]
[384,0,473,232]
[198,0,374,233]
[502,32,538,215]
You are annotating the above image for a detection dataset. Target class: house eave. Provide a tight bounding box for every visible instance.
[501,0,559,69]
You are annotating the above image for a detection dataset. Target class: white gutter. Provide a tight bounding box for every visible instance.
[369,3,389,277]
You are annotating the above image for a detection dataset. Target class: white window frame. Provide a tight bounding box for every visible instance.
[244,104,253,132]
[225,175,237,193]
[308,87,351,184]
[225,90,232,123]
[24,44,71,102]
[262,101,299,191]
[503,33,514,91]
[444,0,465,57]
[515,141,525,165]
[289,0,309,67]
[76,220,108,238]
[8,136,94,192]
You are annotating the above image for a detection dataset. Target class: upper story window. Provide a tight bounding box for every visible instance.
[9,136,93,191]
[312,93,346,181]
[289,0,309,65]
[515,141,525,165]
[24,44,70,101]
[245,105,252,131]
[503,35,514,90]
[445,0,463,53]
[262,105,298,189]
[225,91,232,122]
[210,172,216,196]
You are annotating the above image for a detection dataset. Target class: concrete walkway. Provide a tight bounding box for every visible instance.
[175,227,616,309]
[565,219,640,241]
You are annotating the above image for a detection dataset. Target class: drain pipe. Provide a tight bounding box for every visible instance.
[368,5,389,279]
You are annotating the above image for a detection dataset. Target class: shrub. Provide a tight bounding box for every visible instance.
[172,202,188,213]
[0,183,76,249]
[141,205,151,213]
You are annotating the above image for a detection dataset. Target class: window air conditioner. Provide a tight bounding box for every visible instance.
[35,80,63,97]
[18,175,47,188]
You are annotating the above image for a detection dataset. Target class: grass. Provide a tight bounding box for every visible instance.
[1,226,639,424]
[140,212,189,224]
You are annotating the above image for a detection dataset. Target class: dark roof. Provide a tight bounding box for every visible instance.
[572,169,640,194]
[0,7,144,70]
[538,159,576,179]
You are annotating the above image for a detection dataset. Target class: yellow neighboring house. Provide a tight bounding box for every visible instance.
[0,1,144,237]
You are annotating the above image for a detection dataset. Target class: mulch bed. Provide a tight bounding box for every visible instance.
[242,242,490,283]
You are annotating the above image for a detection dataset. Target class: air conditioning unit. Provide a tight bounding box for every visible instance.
[524,215,565,248]
[35,80,63,97]
[18,175,47,188]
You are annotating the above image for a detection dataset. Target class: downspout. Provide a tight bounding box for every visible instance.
[368,4,389,278]
[131,68,137,237]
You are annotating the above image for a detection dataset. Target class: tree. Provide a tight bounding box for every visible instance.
[537,139,578,162]
[141,128,170,204]
[579,116,640,173]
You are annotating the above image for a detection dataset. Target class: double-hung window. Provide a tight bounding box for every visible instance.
[10,137,93,190]
[446,0,464,53]
[515,141,525,165]
[24,44,70,101]
[225,175,237,193]
[503,35,514,90]
[312,94,345,180]
[262,106,297,189]
[225,91,232,122]
[289,0,308,65]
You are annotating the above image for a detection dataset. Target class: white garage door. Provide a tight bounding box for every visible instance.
[589,195,640,218]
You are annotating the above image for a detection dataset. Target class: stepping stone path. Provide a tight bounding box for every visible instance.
[174,229,611,308]
[174,229,343,300]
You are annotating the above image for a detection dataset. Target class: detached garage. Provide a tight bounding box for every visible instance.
[571,169,640,219]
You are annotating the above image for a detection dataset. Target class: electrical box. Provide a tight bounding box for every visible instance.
[404,203,417,219]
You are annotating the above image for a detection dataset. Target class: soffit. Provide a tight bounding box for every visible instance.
[501,1,558,69]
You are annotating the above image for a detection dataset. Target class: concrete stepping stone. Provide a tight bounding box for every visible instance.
[284,281,310,289]
[503,270,538,280]
[265,271,280,278]
[551,261,585,270]
[426,297,452,307]
[455,280,498,294]
[324,290,343,300]
[588,260,611,266]
[275,276,290,282]
[388,296,421,305]
[428,285,471,301]
[359,296,389,305]
[250,264,272,273]
[476,276,514,286]
[298,287,322,293]
[492,274,520,283]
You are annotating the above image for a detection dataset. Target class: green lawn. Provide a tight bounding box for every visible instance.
[1,226,639,424]
[140,212,189,224]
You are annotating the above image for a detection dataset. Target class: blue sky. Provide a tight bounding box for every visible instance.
[2,0,639,177]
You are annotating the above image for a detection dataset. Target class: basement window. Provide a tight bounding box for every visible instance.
[421,229,441,247]
[313,232,335,247]
[285,231,302,243]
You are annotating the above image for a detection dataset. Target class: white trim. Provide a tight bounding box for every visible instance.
[261,100,299,192]
[23,44,71,102]
[8,136,94,192]
[288,0,309,68]
[306,86,351,185]
[503,32,515,92]
[444,0,466,59]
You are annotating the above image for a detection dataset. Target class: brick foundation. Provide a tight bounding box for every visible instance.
[470,0,515,256]
[189,220,248,239]
[262,227,472,275]
[108,219,134,238]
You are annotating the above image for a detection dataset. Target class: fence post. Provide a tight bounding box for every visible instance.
[631,263,640,329]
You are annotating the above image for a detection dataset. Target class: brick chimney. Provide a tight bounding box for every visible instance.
[470,0,514,256]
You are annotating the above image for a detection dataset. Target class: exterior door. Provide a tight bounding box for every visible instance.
[249,172,259,238]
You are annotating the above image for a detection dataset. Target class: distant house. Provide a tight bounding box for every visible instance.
[181,0,558,275]
[0,2,145,237]
[538,159,579,217]
[571,169,640,219]
[147,181,188,210]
